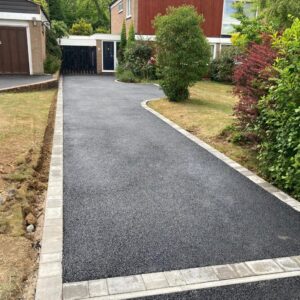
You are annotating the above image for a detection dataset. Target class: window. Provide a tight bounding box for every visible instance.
[126,0,131,18]
[210,44,216,60]
[222,0,255,35]
[118,1,123,13]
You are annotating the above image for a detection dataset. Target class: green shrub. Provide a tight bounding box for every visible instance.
[44,55,61,74]
[116,66,138,83]
[51,20,68,39]
[127,22,135,48]
[124,42,154,79]
[44,28,61,74]
[257,18,300,198]
[69,19,93,35]
[210,47,240,82]
[46,28,61,59]
[117,21,127,64]
[154,6,210,101]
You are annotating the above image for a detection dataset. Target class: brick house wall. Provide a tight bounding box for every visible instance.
[29,20,46,74]
[111,0,138,34]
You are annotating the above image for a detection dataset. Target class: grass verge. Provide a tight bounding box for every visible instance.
[148,80,259,172]
[0,89,57,300]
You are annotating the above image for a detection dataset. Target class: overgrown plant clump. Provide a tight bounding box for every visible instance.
[257,18,300,198]
[154,5,210,101]
[44,28,62,74]
[210,47,240,83]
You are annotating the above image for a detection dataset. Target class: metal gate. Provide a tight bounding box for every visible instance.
[0,26,29,74]
[61,46,97,74]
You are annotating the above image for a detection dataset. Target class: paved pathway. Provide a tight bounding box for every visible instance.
[0,75,52,89]
[63,76,300,297]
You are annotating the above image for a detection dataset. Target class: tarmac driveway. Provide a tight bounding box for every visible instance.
[0,75,52,89]
[63,75,300,283]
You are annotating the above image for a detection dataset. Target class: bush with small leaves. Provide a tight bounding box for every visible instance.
[154,6,210,101]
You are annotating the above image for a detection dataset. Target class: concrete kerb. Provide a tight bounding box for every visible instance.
[63,256,300,300]
[141,99,300,213]
[35,78,64,300]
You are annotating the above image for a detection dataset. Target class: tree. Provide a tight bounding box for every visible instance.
[118,21,127,64]
[33,0,49,14]
[257,18,300,198]
[127,22,135,48]
[51,20,68,38]
[69,19,93,35]
[154,5,210,101]
[49,0,64,21]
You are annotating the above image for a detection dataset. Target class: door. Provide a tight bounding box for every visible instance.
[61,46,97,74]
[0,26,29,74]
[103,42,115,71]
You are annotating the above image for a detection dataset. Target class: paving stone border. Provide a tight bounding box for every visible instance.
[141,99,300,213]
[35,78,63,300]
[63,256,300,300]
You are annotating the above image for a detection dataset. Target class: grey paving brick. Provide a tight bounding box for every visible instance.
[43,225,62,240]
[275,257,300,271]
[291,256,300,266]
[41,239,63,254]
[39,262,62,278]
[46,207,62,219]
[164,270,186,287]
[246,259,283,275]
[47,197,63,208]
[107,275,146,295]
[63,282,89,300]
[232,263,254,277]
[89,279,108,297]
[180,267,219,285]
[44,217,62,228]
[142,272,169,290]
[35,276,62,300]
[40,252,62,264]
[213,264,238,280]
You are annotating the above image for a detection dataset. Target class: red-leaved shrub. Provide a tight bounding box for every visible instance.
[233,36,278,129]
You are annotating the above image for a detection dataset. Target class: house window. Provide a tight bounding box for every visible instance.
[222,0,255,35]
[126,0,131,18]
[210,44,216,60]
[118,1,123,13]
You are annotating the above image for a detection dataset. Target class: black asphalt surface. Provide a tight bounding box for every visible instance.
[63,76,300,283]
[137,277,300,300]
[0,75,52,89]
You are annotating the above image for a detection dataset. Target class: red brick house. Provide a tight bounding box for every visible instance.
[110,0,250,58]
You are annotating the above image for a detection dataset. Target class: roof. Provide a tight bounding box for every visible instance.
[0,0,50,23]
[110,0,121,8]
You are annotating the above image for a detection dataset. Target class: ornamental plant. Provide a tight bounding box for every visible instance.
[233,35,278,130]
[257,18,300,198]
[118,21,127,64]
[154,5,210,101]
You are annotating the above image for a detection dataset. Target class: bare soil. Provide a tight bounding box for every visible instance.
[0,90,57,300]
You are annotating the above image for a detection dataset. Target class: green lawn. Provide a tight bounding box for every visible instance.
[148,80,258,172]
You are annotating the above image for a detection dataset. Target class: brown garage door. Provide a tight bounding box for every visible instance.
[0,26,30,74]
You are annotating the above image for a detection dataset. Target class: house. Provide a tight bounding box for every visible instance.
[0,0,49,75]
[110,0,250,58]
